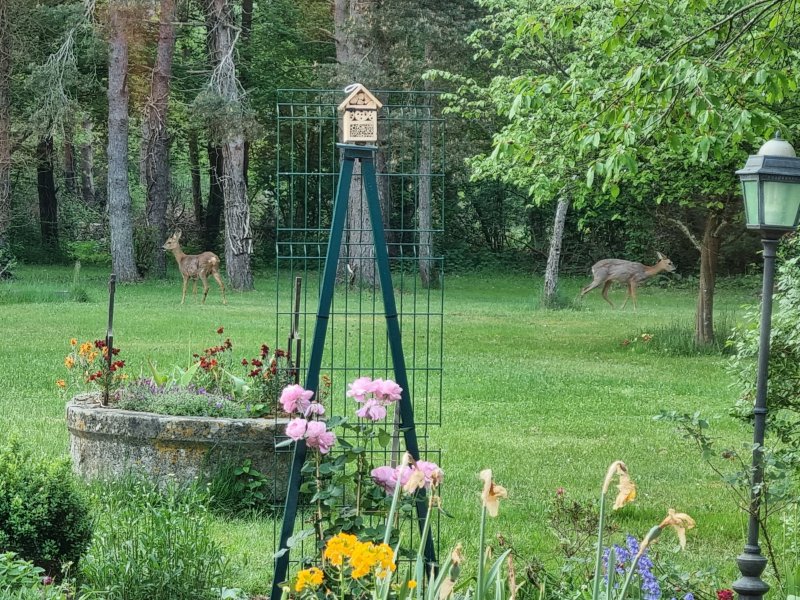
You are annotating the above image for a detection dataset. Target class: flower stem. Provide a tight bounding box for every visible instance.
[477,504,487,600]
[592,491,607,600]
[383,460,405,545]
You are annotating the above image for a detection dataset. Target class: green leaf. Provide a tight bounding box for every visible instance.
[586,165,595,188]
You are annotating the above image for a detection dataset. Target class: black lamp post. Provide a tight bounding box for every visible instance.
[733,132,800,600]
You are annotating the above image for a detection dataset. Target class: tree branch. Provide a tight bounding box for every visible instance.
[668,217,702,251]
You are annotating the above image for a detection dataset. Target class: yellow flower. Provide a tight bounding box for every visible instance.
[349,542,376,579]
[479,469,508,517]
[56,379,66,388]
[659,508,696,549]
[323,532,358,567]
[88,351,98,362]
[70,338,77,346]
[294,567,324,592]
[407,580,417,589]
[64,355,75,369]
[78,342,92,357]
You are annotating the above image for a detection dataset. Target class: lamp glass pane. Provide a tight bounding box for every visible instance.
[742,180,759,227]
[762,181,800,228]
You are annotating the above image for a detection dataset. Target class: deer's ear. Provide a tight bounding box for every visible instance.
[176,230,182,240]
[657,251,665,260]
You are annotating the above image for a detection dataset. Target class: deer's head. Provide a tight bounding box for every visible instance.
[163,230,182,251]
[656,252,676,273]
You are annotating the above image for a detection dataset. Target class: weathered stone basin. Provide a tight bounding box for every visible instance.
[66,395,291,497]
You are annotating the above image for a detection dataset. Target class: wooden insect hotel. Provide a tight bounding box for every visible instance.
[337,84,383,144]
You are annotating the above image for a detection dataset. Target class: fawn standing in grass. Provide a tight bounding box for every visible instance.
[580,252,675,310]
[162,230,227,305]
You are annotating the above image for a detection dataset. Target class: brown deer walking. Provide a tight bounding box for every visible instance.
[163,230,227,305]
[580,252,675,310]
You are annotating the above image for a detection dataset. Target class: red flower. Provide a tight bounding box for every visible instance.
[94,339,106,349]
[241,358,249,365]
[249,369,262,378]
[275,349,286,358]
[260,344,269,358]
[217,327,224,334]
[716,590,733,600]
[251,359,263,367]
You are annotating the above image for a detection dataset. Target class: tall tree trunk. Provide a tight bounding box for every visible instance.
[695,212,721,346]
[188,129,204,227]
[0,0,10,246]
[543,197,570,308]
[143,0,177,279]
[36,136,59,249]
[207,0,253,290]
[334,0,377,287]
[79,116,95,206]
[205,143,224,250]
[344,160,376,285]
[417,47,438,289]
[241,0,253,187]
[107,2,138,281]
[63,121,77,195]
[417,125,438,289]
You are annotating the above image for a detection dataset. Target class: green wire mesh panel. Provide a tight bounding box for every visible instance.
[272,89,445,573]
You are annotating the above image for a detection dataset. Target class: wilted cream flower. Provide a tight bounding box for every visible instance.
[659,508,696,549]
[602,461,637,510]
[479,469,508,517]
[438,545,463,600]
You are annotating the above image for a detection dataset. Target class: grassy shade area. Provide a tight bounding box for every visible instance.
[0,264,765,594]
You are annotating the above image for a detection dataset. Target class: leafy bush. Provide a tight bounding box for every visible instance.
[66,240,110,266]
[79,478,228,600]
[0,440,93,575]
[0,552,66,599]
[0,242,17,279]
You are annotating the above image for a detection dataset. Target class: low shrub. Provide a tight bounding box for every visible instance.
[0,439,93,575]
[79,477,229,600]
[116,379,249,418]
[0,552,67,599]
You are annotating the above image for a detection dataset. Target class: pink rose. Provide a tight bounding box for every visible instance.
[279,384,314,414]
[371,466,398,494]
[304,402,325,417]
[285,418,308,441]
[306,421,336,454]
[356,399,387,421]
[374,378,402,403]
[346,376,375,402]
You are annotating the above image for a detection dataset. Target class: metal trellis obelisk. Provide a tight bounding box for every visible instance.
[271,87,436,600]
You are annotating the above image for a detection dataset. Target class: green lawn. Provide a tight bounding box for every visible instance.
[0,265,764,594]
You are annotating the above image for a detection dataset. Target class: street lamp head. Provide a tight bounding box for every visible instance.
[736,131,800,234]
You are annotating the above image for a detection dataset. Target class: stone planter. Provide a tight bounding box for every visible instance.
[66,394,291,498]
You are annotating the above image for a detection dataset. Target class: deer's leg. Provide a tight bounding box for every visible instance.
[629,282,638,311]
[621,282,632,310]
[581,278,601,297]
[212,270,227,305]
[192,277,199,301]
[601,280,615,308]
[181,274,190,304]
[200,274,210,304]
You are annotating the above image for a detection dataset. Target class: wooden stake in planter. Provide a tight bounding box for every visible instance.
[103,273,116,407]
